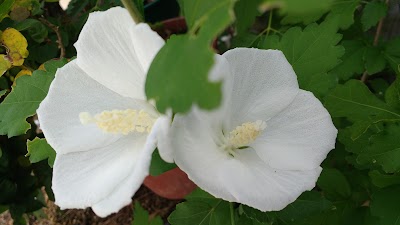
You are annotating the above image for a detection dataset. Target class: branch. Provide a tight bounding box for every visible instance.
[39,18,66,59]
[361,0,389,83]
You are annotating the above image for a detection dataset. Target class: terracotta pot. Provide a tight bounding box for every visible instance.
[144,167,197,199]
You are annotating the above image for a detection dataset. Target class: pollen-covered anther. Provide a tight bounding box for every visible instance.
[79,109,156,135]
[227,120,267,149]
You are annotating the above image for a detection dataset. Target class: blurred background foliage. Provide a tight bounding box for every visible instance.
[0,0,400,224]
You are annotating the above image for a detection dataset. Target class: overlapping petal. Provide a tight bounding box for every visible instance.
[37,60,157,155]
[251,90,337,170]
[52,135,147,210]
[222,48,299,131]
[75,7,165,100]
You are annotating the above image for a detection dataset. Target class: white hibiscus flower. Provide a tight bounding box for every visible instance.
[37,7,170,217]
[161,48,338,211]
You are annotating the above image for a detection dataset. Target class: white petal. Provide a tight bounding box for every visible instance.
[75,7,164,100]
[91,125,159,217]
[37,60,157,155]
[222,48,299,130]
[171,113,321,211]
[251,90,337,170]
[52,135,148,210]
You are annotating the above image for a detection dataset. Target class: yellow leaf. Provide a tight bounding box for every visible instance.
[13,69,32,85]
[0,54,12,76]
[0,28,29,66]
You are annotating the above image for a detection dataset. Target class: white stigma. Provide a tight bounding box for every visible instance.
[225,120,267,151]
[79,109,156,135]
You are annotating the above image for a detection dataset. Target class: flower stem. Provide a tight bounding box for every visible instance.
[121,0,143,23]
[230,202,235,225]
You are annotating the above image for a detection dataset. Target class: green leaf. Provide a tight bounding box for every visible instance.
[326,0,360,30]
[361,0,387,31]
[357,124,400,173]
[0,59,68,137]
[259,19,344,98]
[277,0,334,25]
[317,168,352,199]
[0,0,15,21]
[274,191,333,225]
[369,170,400,188]
[364,46,386,75]
[132,202,163,225]
[370,185,400,225]
[330,40,366,80]
[168,189,233,225]
[325,80,400,136]
[146,0,235,113]
[180,0,235,42]
[26,138,56,168]
[384,38,400,75]
[234,0,262,34]
[385,76,400,110]
[133,0,144,17]
[0,89,7,97]
[146,36,221,113]
[149,149,177,176]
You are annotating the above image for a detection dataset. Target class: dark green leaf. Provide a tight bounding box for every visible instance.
[361,0,387,31]
[234,0,262,34]
[385,76,400,110]
[317,168,351,199]
[0,59,68,137]
[369,170,400,188]
[330,40,366,80]
[259,19,344,98]
[370,185,400,225]
[364,46,386,75]
[326,0,360,30]
[26,138,56,168]
[357,124,400,173]
[384,38,400,75]
[0,0,15,21]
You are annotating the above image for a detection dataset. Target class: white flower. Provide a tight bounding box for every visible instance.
[37,7,170,217]
[161,48,338,211]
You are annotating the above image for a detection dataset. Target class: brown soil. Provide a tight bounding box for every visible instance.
[1,186,181,225]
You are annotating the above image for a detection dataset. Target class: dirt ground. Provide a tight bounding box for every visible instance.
[0,186,181,225]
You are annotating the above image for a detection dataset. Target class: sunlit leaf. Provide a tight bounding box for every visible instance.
[26,138,56,167]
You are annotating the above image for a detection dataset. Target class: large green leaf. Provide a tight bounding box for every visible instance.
[0,59,68,137]
[370,185,400,225]
[277,0,334,25]
[357,124,400,173]
[234,0,262,34]
[325,80,400,138]
[168,189,233,225]
[146,0,235,113]
[259,19,344,98]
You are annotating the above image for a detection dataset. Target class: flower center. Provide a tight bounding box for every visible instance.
[79,109,156,135]
[222,120,266,155]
